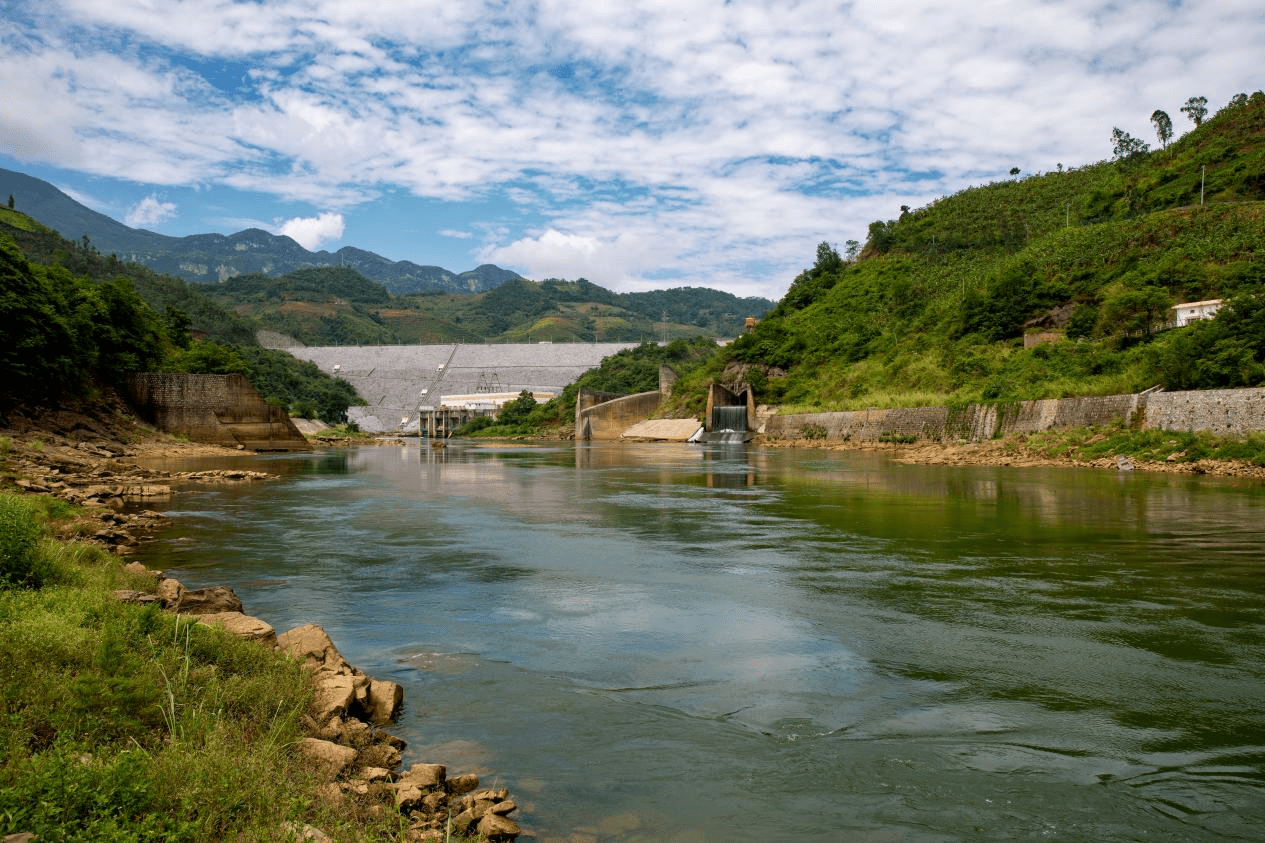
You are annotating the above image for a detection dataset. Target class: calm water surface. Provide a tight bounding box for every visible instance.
[134,442,1265,842]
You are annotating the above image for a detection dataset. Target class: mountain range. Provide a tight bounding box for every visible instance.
[0,167,520,295]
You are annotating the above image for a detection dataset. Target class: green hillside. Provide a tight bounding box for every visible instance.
[208,269,773,346]
[719,91,1265,411]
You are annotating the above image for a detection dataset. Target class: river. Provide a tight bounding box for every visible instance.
[134,441,1265,842]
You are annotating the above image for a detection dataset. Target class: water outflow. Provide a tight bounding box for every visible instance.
[706,404,751,443]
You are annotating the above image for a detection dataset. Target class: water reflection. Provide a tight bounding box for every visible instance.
[135,441,1265,842]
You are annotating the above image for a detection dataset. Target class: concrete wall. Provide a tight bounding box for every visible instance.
[125,373,311,451]
[765,387,1265,443]
[288,342,641,432]
[575,389,664,440]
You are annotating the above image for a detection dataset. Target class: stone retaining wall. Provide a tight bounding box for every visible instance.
[765,388,1265,443]
[125,373,311,451]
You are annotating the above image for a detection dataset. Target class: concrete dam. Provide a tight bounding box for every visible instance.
[286,343,642,433]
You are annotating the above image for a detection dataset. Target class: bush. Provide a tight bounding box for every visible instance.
[0,494,47,589]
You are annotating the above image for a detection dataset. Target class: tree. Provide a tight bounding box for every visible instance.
[1180,96,1208,127]
[6,195,12,210]
[1009,167,1020,176]
[1110,128,1149,161]
[1150,110,1173,148]
[843,239,861,261]
[495,390,537,427]
[1102,285,1170,336]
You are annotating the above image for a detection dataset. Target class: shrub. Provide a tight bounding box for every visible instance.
[0,494,47,589]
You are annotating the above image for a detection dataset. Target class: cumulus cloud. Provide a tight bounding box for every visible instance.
[124,195,178,228]
[276,212,345,251]
[2,0,1262,297]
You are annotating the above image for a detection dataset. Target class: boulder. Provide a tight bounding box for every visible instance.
[477,813,522,840]
[196,612,277,646]
[311,673,358,721]
[298,738,358,780]
[398,763,446,789]
[157,578,244,615]
[356,742,402,770]
[177,585,244,615]
[278,624,353,674]
[446,772,479,795]
[365,678,403,725]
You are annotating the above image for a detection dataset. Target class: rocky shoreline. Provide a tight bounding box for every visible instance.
[1,399,526,841]
[115,573,524,842]
[758,435,1265,479]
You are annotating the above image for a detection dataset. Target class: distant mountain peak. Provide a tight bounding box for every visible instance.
[0,167,523,295]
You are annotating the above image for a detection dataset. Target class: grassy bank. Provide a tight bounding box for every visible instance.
[0,492,409,841]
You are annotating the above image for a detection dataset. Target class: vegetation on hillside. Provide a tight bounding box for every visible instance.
[208,271,773,347]
[0,222,363,424]
[725,91,1265,410]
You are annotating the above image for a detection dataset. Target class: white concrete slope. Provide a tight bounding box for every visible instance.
[287,343,641,431]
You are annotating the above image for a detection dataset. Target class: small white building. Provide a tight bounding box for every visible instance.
[416,391,555,437]
[1171,299,1223,327]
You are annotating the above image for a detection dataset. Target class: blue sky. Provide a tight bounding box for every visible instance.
[2,0,1260,300]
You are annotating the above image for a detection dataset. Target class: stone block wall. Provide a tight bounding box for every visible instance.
[765,388,1264,444]
[125,373,311,451]
[1145,388,1265,437]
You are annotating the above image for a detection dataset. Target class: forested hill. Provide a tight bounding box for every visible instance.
[0,168,521,295]
[204,269,773,346]
[720,91,1265,410]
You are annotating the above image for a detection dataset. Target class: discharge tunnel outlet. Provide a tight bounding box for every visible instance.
[704,382,756,443]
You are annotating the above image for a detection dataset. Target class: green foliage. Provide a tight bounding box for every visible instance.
[1111,127,1150,161]
[0,494,47,590]
[725,93,1265,411]
[1181,95,1209,127]
[495,390,538,427]
[1,234,166,405]
[1150,291,1265,389]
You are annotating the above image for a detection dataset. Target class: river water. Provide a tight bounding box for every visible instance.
[134,442,1265,842]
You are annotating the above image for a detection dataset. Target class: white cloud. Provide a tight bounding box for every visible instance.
[276,212,345,251]
[439,229,473,239]
[124,194,178,228]
[2,0,1262,298]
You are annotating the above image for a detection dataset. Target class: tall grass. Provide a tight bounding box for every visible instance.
[0,493,413,841]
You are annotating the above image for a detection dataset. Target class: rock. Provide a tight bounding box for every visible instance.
[175,585,244,615]
[1116,454,1135,471]
[393,784,428,811]
[365,678,403,725]
[156,577,185,607]
[358,766,394,783]
[447,772,479,795]
[491,800,517,815]
[122,561,159,578]
[156,578,245,615]
[340,716,373,746]
[477,812,522,840]
[356,742,402,770]
[278,624,354,674]
[298,738,358,780]
[399,763,446,789]
[311,673,358,722]
[282,822,333,842]
[196,612,277,646]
